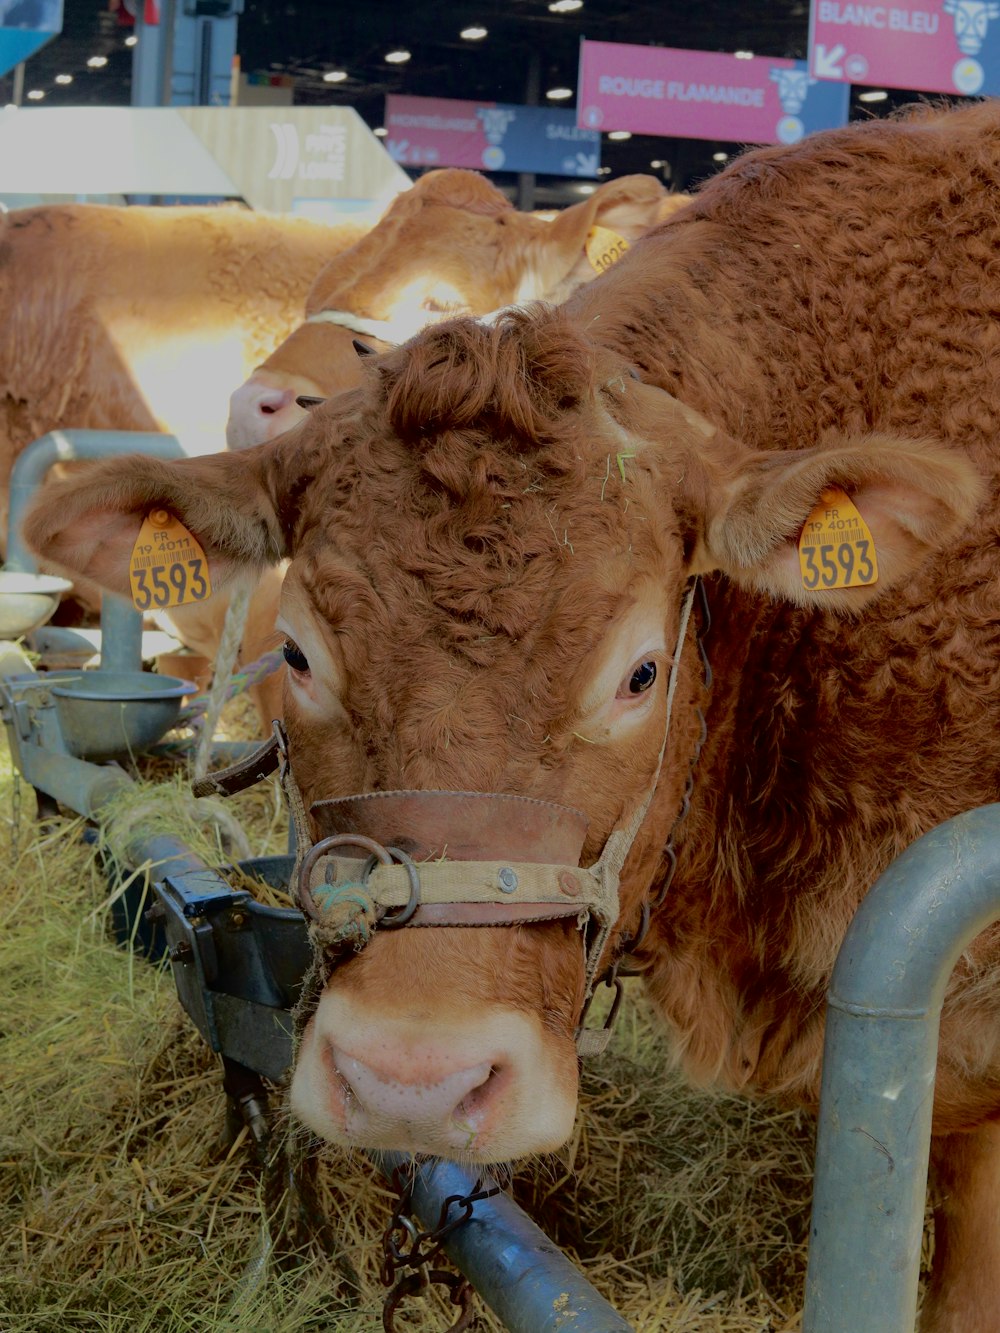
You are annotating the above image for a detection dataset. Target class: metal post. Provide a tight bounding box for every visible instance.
[375,1152,633,1332]
[517,49,540,212]
[804,804,1000,1332]
[99,594,144,673]
[157,0,177,105]
[12,61,24,107]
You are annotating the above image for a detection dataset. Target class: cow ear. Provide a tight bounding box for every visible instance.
[530,175,667,298]
[692,430,985,611]
[21,445,288,600]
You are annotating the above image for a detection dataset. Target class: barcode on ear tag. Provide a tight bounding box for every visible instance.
[129,508,212,611]
[585,225,630,274]
[797,487,879,591]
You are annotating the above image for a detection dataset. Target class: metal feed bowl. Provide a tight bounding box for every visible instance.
[51,670,196,761]
[0,570,73,639]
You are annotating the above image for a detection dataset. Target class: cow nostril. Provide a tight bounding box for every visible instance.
[454,1062,509,1123]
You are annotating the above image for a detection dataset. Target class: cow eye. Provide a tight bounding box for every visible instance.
[282,639,310,674]
[422,295,464,314]
[618,659,657,698]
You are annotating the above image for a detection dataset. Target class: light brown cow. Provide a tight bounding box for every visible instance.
[26,104,1000,1329]
[0,201,368,529]
[1,201,367,713]
[226,167,687,448]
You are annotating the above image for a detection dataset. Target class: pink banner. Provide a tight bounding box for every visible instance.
[577,40,849,145]
[809,1,1000,96]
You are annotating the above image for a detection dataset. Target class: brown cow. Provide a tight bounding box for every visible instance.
[23,104,1000,1330]
[226,166,687,448]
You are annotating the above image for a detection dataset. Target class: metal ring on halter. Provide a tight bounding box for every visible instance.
[297,833,393,923]
[364,847,421,928]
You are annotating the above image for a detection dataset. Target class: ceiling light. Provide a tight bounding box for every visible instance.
[549,0,583,10]
[26,89,45,100]
[87,55,108,68]
[54,73,73,85]
[546,86,573,100]
[650,159,664,168]
[607,130,631,140]
[858,89,889,102]
[323,69,348,82]
[597,166,611,175]
[124,34,137,47]
[576,183,596,194]
[712,151,729,162]
[374,126,388,137]
[734,50,754,59]
[460,25,487,40]
[385,48,411,64]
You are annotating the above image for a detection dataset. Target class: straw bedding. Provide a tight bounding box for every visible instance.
[1,695,820,1331]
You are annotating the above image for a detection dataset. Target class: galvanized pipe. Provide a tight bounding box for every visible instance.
[375,1152,634,1332]
[100,594,144,674]
[6,429,184,572]
[803,804,1000,1332]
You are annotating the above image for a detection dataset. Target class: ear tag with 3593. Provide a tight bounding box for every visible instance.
[129,509,212,611]
[797,487,878,591]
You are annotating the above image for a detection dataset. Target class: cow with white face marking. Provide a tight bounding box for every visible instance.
[225,167,686,449]
[24,103,1000,1331]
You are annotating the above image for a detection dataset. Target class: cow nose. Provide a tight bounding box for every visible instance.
[330,1047,509,1151]
[226,379,306,448]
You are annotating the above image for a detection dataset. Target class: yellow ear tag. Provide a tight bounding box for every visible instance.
[585,225,630,274]
[129,509,212,611]
[797,487,878,591]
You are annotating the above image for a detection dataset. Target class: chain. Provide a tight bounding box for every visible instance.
[615,576,713,975]
[380,1162,500,1331]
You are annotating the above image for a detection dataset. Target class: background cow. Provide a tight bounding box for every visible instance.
[0,200,367,537]
[0,201,367,717]
[23,104,1000,1330]
[226,166,688,448]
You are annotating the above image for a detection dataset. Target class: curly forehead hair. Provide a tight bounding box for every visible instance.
[378,306,600,452]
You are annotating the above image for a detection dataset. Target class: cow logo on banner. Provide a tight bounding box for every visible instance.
[770,67,817,142]
[477,106,517,170]
[944,0,1000,91]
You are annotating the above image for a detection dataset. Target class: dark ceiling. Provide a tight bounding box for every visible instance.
[3,1,946,197]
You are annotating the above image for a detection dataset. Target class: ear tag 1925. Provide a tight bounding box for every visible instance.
[129,509,212,611]
[797,487,878,591]
[585,226,630,274]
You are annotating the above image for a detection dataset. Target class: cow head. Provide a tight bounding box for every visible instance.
[226,168,677,449]
[24,307,980,1162]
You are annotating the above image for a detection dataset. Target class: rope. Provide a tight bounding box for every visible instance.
[178,649,285,725]
[193,584,252,783]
